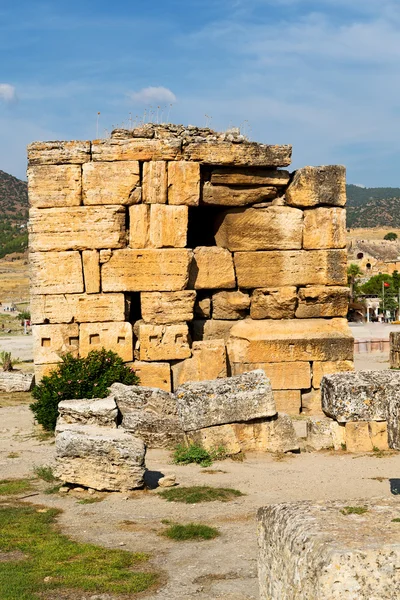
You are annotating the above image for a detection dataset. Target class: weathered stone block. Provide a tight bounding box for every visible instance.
[184,141,292,166]
[296,286,349,318]
[27,140,91,165]
[82,250,100,294]
[79,322,133,362]
[189,247,236,289]
[34,363,59,383]
[29,206,126,251]
[82,160,140,205]
[301,389,322,415]
[141,291,196,324]
[194,296,211,318]
[28,165,82,208]
[149,204,188,247]
[384,397,400,450]
[312,360,354,388]
[345,422,373,452]
[212,290,250,320]
[273,390,301,415]
[285,165,346,208]
[369,421,389,451]
[258,498,400,600]
[390,331,400,368]
[250,287,297,319]
[210,167,290,186]
[191,319,235,341]
[126,361,171,392]
[31,293,125,324]
[0,371,34,392]
[168,161,200,206]
[171,340,227,390]
[230,361,311,390]
[129,204,150,248]
[33,323,79,364]
[101,248,192,292]
[306,417,334,450]
[55,424,145,491]
[138,323,191,361]
[142,161,167,204]
[30,251,84,295]
[202,182,277,206]
[214,207,303,251]
[234,250,347,288]
[175,370,276,431]
[92,138,182,161]
[303,207,346,249]
[187,423,241,454]
[57,396,118,428]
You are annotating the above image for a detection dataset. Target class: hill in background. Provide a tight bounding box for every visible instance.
[346,184,400,228]
[0,170,28,258]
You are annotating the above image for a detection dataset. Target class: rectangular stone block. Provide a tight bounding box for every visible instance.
[250,287,297,320]
[101,248,192,292]
[28,165,82,208]
[234,250,347,288]
[92,138,182,161]
[30,251,84,295]
[345,421,373,452]
[27,140,91,165]
[137,323,191,361]
[82,161,140,205]
[79,322,133,362]
[212,290,250,320]
[141,291,196,324]
[29,206,126,251]
[210,167,290,186]
[125,361,171,392]
[202,182,277,206]
[31,293,125,324]
[189,247,236,289]
[273,390,301,415]
[312,360,354,388]
[129,205,150,248]
[82,250,100,294]
[142,161,167,204]
[285,165,346,208]
[191,319,235,342]
[34,363,60,383]
[214,207,303,251]
[258,498,400,600]
[303,207,346,249]
[149,204,188,248]
[230,361,311,390]
[296,286,349,318]
[33,323,79,364]
[171,340,227,390]
[369,421,389,451]
[301,389,322,415]
[184,142,292,166]
[168,161,200,206]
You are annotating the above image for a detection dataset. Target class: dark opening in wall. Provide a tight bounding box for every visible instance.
[125,293,141,324]
[357,252,364,259]
[366,263,371,269]
[187,206,224,248]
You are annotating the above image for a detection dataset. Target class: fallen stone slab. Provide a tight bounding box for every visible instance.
[57,396,118,428]
[321,370,400,422]
[55,424,146,491]
[175,370,276,432]
[0,371,34,392]
[258,497,400,599]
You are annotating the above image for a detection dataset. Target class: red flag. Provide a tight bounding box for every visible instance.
[384,282,390,288]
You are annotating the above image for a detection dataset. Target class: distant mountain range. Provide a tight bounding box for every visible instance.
[0,170,28,258]
[346,184,400,228]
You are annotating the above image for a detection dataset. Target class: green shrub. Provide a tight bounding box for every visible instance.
[162,522,220,541]
[159,486,244,504]
[30,349,139,431]
[173,443,227,467]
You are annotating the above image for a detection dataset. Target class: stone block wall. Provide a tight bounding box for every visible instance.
[28,124,354,414]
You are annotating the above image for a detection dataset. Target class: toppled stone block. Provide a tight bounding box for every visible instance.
[258,498,400,600]
[0,371,34,392]
[189,247,236,289]
[296,286,349,318]
[250,287,297,320]
[79,322,133,362]
[210,167,290,186]
[126,361,171,392]
[31,293,126,324]
[57,396,118,428]
[33,323,79,364]
[183,141,292,166]
[303,207,346,249]
[175,370,276,431]
[168,161,200,206]
[82,250,100,294]
[312,360,354,388]
[82,161,140,205]
[285,165,346,208]
[30,251,84,295]
[212,290,250,320]
[141,291,195,324]
[321,371,398,422]
[55,424,146,491]
[28,164,82,208]
[171,340,227,390]
[138,323,191,361]
[27,140,91,165]
[202,182,277,206]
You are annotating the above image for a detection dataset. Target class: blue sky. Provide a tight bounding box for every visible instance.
[1,0,400,185]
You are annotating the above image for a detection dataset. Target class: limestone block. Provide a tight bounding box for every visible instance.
[285,165,346,208]
[55,424,146,491]
[27,140,91,165]
[82,250,100,294]
[234,250,347,288]
[30,251,84,295]
[321,371,398,422]
[101,248,192,292]
[296,286,349,318]
[312,360,354,388]
[250,287,297,320]
[214,207,303,251]
[230,362,311,390]
[125,361,171,392]
[227,318,354,363]
[194,297,211,318]
[175,370,276,431]
[33,323,79,364]
[306,417,334,450]
[29,206,126,251]
[186,423,241,454]
[184,142,292,167]
[99,249,113,264]
[129,204,150,248]
[345,422,373,452]
[212,290,250,320]
[138,323,191,361]
[390,331,400,368]
[274,390,301,415]
[386,396,400,450]
[331,421,346,450]
[57,396,118,428]
[79,322,133,362]
[369,421,389,451]
[189,247,236,289]
[31,293,125,324]
[210,167,290,186]
[141,291,196,324]
[301,389,322,415]
[142,161,167,204]
[191,319,235,341]
[168,161,200,206]
[171,340,227,389]
[28,165,82,208]
[303,207,346,249]
[82,160,140,205]
[257,498,400,600]
[34,363,59,383]
[92,138,182,162]
[149,205,188,248]
[0,371,34,393]
[111,383,183,448]
[202,182,277,207]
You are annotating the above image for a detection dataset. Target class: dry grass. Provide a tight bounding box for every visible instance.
[0,256,29,304]
[0,391,32,408]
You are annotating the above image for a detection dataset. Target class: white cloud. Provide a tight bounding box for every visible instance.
[127,86,177,105]
[0,83,17,103]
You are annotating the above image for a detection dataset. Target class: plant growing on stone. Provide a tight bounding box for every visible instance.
[30,349,139,431]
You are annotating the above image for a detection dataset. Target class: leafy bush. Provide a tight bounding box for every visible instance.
[30,349,139,431]
[162,522,220,541]
[384,232,398,241]
[173,443,227,467]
